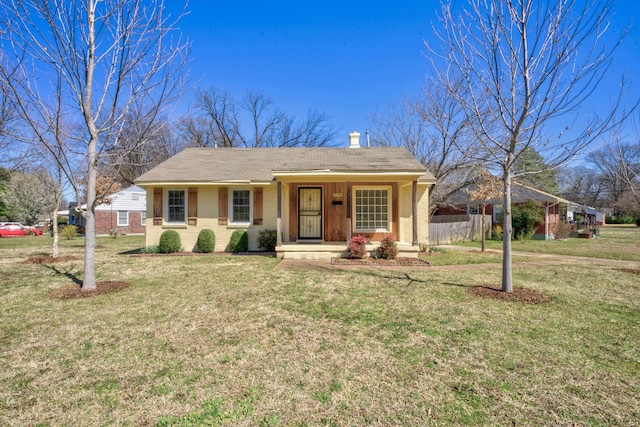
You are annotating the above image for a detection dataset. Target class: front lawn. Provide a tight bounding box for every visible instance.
[457,225,640,262]
[0,235,638,425]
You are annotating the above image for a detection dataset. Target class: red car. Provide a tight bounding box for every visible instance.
[0,222,43,237]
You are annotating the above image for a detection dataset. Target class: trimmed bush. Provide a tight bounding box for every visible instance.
[258,229,277,252]
[374,235,398,259]
[159,230,182,254]
[60,225,78,240]
[229,229,248,253]
[197,229,216,253]
[346,235,368,258]
[607,215,636,224]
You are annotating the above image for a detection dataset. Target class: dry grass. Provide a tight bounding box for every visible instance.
[458,225,640,262]
[0,235,639,425]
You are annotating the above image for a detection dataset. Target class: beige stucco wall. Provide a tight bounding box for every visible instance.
[144,185,277,252]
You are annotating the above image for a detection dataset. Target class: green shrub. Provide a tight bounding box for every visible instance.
[374,235,398,259]
[346,235,368,258]
[512,201,543,241]
[491,225,503,241]
[229,230,248,253]
[607,215,636,224]
[159,230,182,253]
[141,245,160,254]
[257,229,277,252]
[60,225,78,240]
[197,229,216,253]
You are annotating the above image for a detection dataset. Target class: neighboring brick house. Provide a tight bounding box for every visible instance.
[70,185,147,235]
[135,132,436,258]
[436,181,603,240]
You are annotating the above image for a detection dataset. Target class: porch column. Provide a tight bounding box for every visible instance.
[277,181,283,246]
[545,203,550,240]
[412,180,418,246]
[346,182,352,241]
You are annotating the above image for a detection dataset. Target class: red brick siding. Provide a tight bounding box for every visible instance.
[95,210,146,235]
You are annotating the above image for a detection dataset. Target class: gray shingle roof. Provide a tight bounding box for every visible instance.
[445,181,573,205]
[135,147,434,184]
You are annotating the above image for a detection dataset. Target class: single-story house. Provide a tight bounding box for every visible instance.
[436,181,604,240]
[135,132,436,258]
[69,185,147,235]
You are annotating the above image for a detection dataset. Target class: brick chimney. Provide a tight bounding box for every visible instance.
[349,131,360,148]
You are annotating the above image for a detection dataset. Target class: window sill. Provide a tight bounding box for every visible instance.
[162,224,187,229]
[227,222,251,229]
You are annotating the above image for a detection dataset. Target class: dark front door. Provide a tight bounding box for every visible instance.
[298,187,322,239]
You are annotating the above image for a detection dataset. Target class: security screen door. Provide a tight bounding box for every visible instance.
[298,187,322,239]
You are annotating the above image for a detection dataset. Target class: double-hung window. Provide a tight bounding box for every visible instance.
[467,205,480,215]
[493,204,504,224]
[167,190,186,223]
[353,187,391,232]
[230,189,251,224]
[141,210,147,226]
[117,211,128,226]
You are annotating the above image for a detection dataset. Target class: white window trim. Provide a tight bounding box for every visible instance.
[141,210,147,226]
[229,187,253,225]
[165,188,187,224]
[352,185,392,233]
[467,205,480,215]
[117,211,129,226]
[493,204,504,224]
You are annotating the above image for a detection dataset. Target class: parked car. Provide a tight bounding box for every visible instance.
[0,222,43,237]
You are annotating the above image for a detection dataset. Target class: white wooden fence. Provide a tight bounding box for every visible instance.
[428,214,492,246]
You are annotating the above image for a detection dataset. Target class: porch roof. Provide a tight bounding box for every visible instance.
[135,147,435,185]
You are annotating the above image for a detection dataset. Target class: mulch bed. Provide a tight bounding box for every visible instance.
[22,255,80,264]
[468,285,551,304]
[49,281,130,299]
[331,257,431,266]
[619,268,640,276]
[129,251,276,257]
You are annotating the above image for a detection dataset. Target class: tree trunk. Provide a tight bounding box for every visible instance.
[481,202,486,252]
[82,138,98,290]
[502,166,513,293]
[52,200,60,259]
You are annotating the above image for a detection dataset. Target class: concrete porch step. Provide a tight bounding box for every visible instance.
[276,242,418,260]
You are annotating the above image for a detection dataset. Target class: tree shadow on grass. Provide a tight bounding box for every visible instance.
[42,264,83,286]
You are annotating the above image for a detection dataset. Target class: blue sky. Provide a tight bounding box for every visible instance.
[172,0,640,145]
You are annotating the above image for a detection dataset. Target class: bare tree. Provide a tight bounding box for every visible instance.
[587,121,640,216]
[1,0,188,290]
[429,0,630,292]
[181,88,338,148]
[369,79,481,213]
[103,113,180,187]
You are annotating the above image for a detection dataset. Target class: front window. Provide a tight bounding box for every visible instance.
[354,187,390,232]
[167,190,186,223]
[117,211,128,226]
[467,205,480,215]
[141,210,147,226]
[231,189,251,223]
[494,204,504,224]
